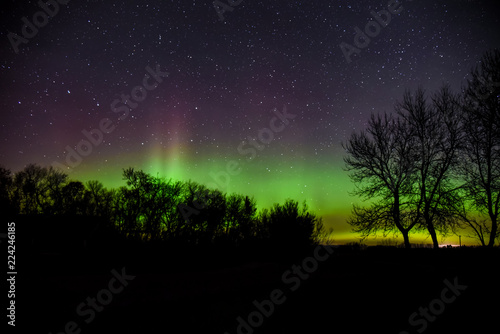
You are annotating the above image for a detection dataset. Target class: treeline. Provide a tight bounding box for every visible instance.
[344,49,500,248]
[0,164,325,249]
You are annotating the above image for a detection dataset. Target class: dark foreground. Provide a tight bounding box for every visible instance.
[6,237,499,334]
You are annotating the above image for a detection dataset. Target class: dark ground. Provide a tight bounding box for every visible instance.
[3,215,498,333]
[8,244,500,334]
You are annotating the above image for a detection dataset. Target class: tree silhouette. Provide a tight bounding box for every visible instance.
[0,166,14,215]
[61,181,86,215]
[12,164,67,215]
[396,86,463,248]
[200,188,226,245]
[343,113,418,248]
[85,180,117,219]
[177,180,210,243]
[459,49,500,247]
[225,194,257,244]
[2,163,325,252]
[118,168,184,241]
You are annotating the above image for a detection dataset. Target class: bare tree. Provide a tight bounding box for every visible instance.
[12,164,67,215]
[460,49,500,247]
[0,166,14,215]
[396,86,463,248]
[343,113,418,248]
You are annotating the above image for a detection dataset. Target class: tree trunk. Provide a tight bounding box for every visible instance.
[402,231,411,248]
[393,192,412,248]
[427,220,439,249]
[487,217,497,247]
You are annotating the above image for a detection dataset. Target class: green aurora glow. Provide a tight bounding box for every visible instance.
[66,143,476,246]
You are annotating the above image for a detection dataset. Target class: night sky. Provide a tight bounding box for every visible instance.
[1,0,499,244]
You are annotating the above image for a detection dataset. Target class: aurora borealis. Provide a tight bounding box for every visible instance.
[1,0,500,245]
